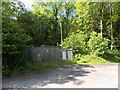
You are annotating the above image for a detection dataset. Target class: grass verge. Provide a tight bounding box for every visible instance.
[11,58,111,76]
[11,60,77,76]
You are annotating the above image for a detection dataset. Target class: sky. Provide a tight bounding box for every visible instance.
[20,0,34,10]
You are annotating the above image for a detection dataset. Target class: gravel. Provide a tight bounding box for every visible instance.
[2,64,118,88]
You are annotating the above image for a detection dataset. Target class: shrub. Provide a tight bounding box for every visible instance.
[77,54,109,64]
[103,49,120,63]
[61,31,110,64]
[2,65,10,77]
[61,31,109,56]
[74,53,82,60]
[88,32,109,56]
[61,30,88,55]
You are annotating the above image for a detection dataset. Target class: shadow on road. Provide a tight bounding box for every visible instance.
[33,64,95,87]
[2,64,95,88]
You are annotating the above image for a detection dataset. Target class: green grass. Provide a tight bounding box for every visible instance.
[12,58,110,76]
[11,60,78,76]
[25,57,113,73]
[25,61,77,71]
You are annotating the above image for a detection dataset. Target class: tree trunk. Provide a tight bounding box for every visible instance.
[110,3,114,50]
[100,3,103,37]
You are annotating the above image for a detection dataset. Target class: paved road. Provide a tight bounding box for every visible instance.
[2,64,118,88]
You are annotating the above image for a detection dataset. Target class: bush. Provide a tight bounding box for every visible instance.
[74,53,82,60]
[88,32,109,56]
[61,31,110,64]
[61,30,88,54]
[77,54,109,64]
[103,49,120,63]
[2,65,10,77]
[61,31,109,56]
[115,33,120,50]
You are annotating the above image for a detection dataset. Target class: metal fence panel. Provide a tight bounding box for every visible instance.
[28,46,72,63]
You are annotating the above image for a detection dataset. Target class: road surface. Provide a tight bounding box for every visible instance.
[2,64,118,88]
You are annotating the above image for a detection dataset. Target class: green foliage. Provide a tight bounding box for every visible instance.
[115,33,120,49]
[103,50,120,63]
[61,31,109,56]
[74,53,82,60]
[61,31,110,64]
[4,61,77,77]
[88,31,109,56]
[2,65,10,77]
[2,2,31,71]
[2,1,120,77]
[26,61,77,71]
[61,30,88,54]
[75,54,109,64]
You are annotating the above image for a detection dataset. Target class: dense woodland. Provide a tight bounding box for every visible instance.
[2,1,120,77]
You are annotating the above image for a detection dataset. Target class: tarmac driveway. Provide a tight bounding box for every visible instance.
[2,63,118,88]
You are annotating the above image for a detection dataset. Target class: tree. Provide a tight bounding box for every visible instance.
[109,2,114,50]
[2,1,31,69]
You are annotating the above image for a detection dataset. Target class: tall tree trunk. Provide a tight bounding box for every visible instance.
[110,3,114,50]
[100,3,103,37]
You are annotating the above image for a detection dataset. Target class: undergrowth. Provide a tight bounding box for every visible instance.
[7,61,77,77]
